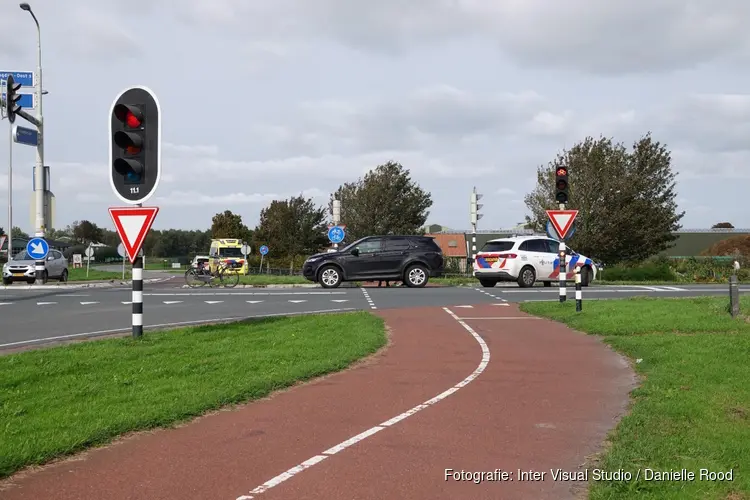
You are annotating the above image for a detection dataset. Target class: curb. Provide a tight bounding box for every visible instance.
[180,283,322,289]
[1,277,169,291]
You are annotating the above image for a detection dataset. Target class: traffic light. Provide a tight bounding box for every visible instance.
[555,166,569,204]
[109,86,161,204]
[470,188,483,225]
[4,75,22,124]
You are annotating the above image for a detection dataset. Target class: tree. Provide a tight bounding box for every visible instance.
[254,195,328,259]
[11,227,29,239]
[712,222,734,229]
[523,133,684,265]
[329,161,433,242]
[72,220,104,245]
[210,210,252,241]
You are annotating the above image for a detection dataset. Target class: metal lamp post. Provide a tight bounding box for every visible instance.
[20,2,46,284]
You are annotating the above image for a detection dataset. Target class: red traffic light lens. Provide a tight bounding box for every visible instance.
[556,167,568,176]
[114,104,143,128]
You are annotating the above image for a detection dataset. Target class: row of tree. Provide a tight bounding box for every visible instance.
[1,135,725,266]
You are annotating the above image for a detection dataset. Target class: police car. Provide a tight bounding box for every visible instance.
[473,235,597,288]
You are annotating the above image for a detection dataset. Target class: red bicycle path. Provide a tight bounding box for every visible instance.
[0,303,635,500]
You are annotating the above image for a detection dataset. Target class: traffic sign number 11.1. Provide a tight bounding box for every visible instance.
[130,187,140,195]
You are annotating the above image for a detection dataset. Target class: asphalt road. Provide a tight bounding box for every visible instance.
[1,282,747,350]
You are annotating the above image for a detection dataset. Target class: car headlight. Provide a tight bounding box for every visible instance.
[2,263,8,272]
[307,257,320,263]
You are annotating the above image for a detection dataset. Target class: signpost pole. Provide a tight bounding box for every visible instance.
[558,202,567,303]
[85,244,91,278]
[132,204,144,339]
[332,199,341,250]
[7,110,12,261]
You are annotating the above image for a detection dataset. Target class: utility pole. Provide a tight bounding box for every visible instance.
[469,187,483,268]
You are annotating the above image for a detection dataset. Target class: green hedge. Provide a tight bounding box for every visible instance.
[600,256,749,282]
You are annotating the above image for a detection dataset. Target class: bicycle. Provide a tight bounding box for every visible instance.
[184,259,240,288]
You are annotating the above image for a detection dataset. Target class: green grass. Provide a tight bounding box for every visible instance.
[235,274,310,285]
[67,267,130,281]
[519,296,750,500]
[0,311,386,479]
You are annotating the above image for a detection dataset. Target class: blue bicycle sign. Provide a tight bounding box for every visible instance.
[259,245,269,256]
[328,225,346,244]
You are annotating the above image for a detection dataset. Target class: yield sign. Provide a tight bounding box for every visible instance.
[546,210,578,240]
[109,206,159,263]
[0,235,6,253]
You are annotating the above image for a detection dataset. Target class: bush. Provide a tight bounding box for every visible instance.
[600,261,676,281]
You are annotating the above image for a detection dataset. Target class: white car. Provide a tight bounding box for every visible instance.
[472,235,597,288]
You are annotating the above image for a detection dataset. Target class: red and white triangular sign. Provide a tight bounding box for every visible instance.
[546,210,578,240]
[108,206,159,263]
[0,235,6,253]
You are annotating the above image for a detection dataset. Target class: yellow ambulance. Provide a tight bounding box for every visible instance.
[208,239,249,274]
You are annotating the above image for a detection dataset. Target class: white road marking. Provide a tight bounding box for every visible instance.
[80,302,99,305]
[491,303,510,306]
[360,288,377,309]
[36,302,57,305]
[457,316,542,320]
[246,301,263,304]
[0,308,357,349]
[121,301,132,305]
[163,301,183,305]
[288,300,307,303]
[0,302,12,306]
[64,294,91,297]
[205,301,224,304]
[473,287,508,302]
[234,306,490,500]
[145,292,347,296]
[454,305,474,308]
[331,299,348,303]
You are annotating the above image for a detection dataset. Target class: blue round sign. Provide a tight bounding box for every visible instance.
[546,220,576,241]
[26,237,49,260]
[259,245,269,256]
[327,225,345,244]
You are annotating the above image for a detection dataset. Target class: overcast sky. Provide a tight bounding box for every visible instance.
[2,0,749,234]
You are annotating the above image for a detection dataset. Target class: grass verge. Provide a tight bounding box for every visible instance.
[67,267,130,281]
[519,296,750,500]
[0,311,386,479]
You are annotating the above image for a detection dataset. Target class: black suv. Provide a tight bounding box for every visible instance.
[302,235,444,289]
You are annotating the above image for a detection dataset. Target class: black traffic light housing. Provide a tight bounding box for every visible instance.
[109,86,161,204]
[555,166,569,204]
[4,75,22,124]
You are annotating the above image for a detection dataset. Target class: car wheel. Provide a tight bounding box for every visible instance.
[60,269,68,283]
[318,265,342,289]
[543,281,552,287]
[517,266,536,288]
[580,266,591,287]
[404,264,429,288]
[479,279,496,288]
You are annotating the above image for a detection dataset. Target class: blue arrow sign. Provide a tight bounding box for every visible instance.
[546,220,576,241]
[26,237,49,260]
[0,71,34,87]
[327,225,345,244]
[259,245,269,256]
[1,92,34,109]
[13,125,38,146]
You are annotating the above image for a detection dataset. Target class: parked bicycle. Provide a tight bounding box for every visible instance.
[184,259,240,288]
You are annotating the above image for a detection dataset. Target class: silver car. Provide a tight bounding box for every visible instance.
[2,249,69,285]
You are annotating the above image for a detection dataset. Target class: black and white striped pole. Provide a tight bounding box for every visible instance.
[470,187,482,267]
[575,266,582,312]
[132,220,144,338]
[558,244,567,303]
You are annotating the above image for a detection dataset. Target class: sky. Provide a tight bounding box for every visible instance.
[1,0,750,235]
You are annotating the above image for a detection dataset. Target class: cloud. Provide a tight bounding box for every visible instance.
[164,0,750,74]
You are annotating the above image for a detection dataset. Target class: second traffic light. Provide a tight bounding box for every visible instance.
[555,166,569,204]
[4,75,22,124]
[109,86,161,204]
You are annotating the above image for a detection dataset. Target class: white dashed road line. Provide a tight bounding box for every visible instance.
[360,288,377,309]
[473,287,508,302]
[234,306,490,500]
